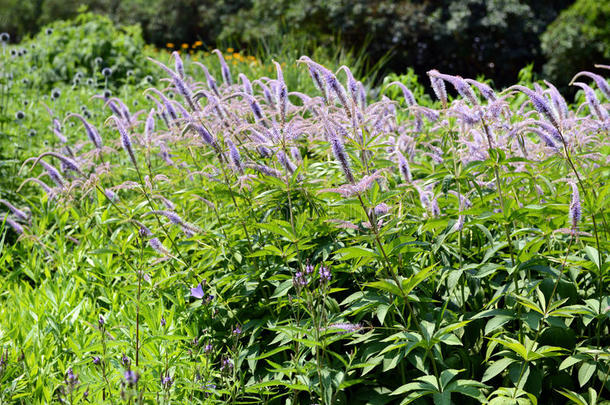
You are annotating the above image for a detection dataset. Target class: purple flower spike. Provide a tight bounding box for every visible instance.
[374,203,389,216]
[161,373,173,389]
[65,368,78,387]
[190,283,205,299]
[319,266,331,284]
[124,370,139,386]
[569,182,581,231]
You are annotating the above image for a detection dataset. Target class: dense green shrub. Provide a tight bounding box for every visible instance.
[10,12,152,90]
[541,0,610,88]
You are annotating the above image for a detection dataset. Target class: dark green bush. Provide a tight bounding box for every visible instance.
[541,0,610,87]
[13,12,151,89]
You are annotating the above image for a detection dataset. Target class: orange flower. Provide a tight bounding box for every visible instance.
[194,40,203,47]
[181,43,189,49]
[227,47,234,53]
[166,43,174,48]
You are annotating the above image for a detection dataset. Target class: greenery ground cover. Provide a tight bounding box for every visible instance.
[1,13,609,405]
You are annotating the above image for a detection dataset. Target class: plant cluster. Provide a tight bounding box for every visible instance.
[1,42,610,405]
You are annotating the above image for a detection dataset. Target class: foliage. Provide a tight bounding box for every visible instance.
[1,20,610,405]
[541,0,610,88]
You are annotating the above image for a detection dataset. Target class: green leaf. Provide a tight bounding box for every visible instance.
[578,362,596,387]
[334,246,378,260]
[402,266,436,295]
[366,279,403,297]
[482,358,516,382]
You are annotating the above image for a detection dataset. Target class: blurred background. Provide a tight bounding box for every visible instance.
[0,0,608,89]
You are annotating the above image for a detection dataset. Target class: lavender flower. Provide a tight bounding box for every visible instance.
[239,73,253,95]
[145,210,200,235]
[274,61,289,124]
[121,353,130,366]
[319,266,331,283]
[431,71,478,105]
[160,317,166,327]
[246,163,282,178]
[190,283,205,299]
[107,115,137,168]
[387,81,417,107]
[104,189,118,202]
[172,51,185,79]
[571,71,610,101]
[52,118,67,143]
[244,94,265,124]
[148,58,199,111]
[124,370,139,386]
[144,108,155,144]
[148,237,169,255]
[465,78,497,102]
[3,216,23,234]
[194,62,220,97]
[357,81,367,110]
[146,89,178,122]
[276,150,298,176]
[396,150,412,183]
[189,123,217,148]
[327,125,354,184]
[92,356,101,365]
[39,161,64,187]
[213,49,232,85]
[65,113,102,149]
[0,199,29,222]
[301,57,328,102]
[453,215,465,232]
[220,357,233,371]
[543,80,569,120]
[326,322,362,334]
[374,203,389,216]
[293,271,308,288]
[161,373,173,389]
[104,97,132,125]
[65,368,78,388]
[232,325,242,335]
[569,182,581,231]
[507,85,561,131]
[226,139,243,174]
[572,82,609,122]
[290,146,302,163]
[339,65,360,106]
[427,71,447,107]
